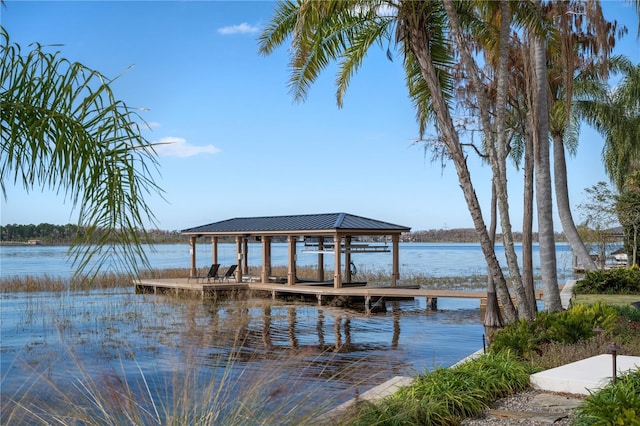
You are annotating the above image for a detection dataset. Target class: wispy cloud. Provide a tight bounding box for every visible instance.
[153,137,221,158]
[217,22,260,35]
[145,121,161,130]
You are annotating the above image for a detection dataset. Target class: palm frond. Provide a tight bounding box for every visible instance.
[0,28,163,279]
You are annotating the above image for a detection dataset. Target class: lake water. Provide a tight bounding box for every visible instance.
[0,243,578,422]
[0,241,578,279]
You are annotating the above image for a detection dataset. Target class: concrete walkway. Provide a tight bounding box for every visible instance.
[531,354,640,395]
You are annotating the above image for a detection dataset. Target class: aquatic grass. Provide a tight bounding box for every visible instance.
[1,267,495,294]
[0,268,189,293]
[2,301,371,425]
[2,287,388,425]
[4,350,354,425]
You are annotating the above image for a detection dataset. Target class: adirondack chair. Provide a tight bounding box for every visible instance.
[216,264,237,282]
[188,264,220,283]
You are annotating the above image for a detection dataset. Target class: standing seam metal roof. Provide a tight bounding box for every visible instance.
[181,213,410,234]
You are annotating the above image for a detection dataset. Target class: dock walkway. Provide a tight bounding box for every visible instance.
[134,278,487,311]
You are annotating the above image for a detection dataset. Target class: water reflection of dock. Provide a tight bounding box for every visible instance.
[134,278,488,313]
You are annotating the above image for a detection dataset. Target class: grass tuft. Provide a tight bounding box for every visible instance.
[341,351,530,425]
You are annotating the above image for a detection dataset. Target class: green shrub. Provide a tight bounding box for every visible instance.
[487,317,543,358]
[546,303,618,344]
[612,303,640,322]
[489,303,618,359]
[572,369,640,425]
[575,268,640,294]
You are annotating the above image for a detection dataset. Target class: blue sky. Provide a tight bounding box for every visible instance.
[1,1,638,233]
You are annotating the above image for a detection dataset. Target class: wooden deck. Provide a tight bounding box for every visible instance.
[134,278,248,300]
[134,278,488,312]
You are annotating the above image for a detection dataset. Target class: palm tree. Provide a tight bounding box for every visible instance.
[259,0,524,322]
[616,189,640,265]
[0,28,162,279]
[576,57,640,192]
[545,0,624,273]
[532,10,563,312]
[577,57,640,264]
[443,0,537,320]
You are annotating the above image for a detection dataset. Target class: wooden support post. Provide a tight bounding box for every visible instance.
[242,237,249,275]
[428,297,438,310]
[235,236,243,283]
[261,236,271,284]
[392,234,400,287]
[211,236,218,266]
[333,234,342,288]
[189,236,197,278]
[288,235,297,285]
[344,236,352,283]
[317,236,325,281]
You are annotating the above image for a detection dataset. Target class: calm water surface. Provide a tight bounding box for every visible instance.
[0,242,577,279]
[0,243,576,421]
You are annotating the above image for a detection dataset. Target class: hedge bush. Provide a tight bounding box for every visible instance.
[574,267,640,294]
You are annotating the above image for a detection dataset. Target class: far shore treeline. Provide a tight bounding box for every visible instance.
[0,223,567,245]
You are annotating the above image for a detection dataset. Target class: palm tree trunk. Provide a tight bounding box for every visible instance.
[521,33,538,316]
[523,126,537,315]
[443,0,530,319]
[405,14,517,322]
[553,134,597,271]
[485,181,504,333]
[533,28,562,312]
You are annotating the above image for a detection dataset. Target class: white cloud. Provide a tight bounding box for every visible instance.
[153,137,221,158]
[217,22,259,35]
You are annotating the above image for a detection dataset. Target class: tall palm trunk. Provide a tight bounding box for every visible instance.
[444,0,531,319]
[522,133,538,313]
[553,134,597,271]
[485,182,504,333]
[533,29,562,312]
[405,13,517,322]
[522,42,538,315]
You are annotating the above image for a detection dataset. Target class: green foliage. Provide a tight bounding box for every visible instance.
[572,369,640,425]
[487,318,542,358]
[345,351,530,425]
[1,28,163,279]
[575,268,640,294]
[612,303,640,322]
[489,303,618,358]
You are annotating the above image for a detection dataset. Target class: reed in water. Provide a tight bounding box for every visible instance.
[1,266,491,293]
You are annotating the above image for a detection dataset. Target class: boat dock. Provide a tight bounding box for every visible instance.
[134,278,489,313]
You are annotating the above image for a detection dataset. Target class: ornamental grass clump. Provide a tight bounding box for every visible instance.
[572,369,640,425]
[343,351,530,426]
[2,341,344,425]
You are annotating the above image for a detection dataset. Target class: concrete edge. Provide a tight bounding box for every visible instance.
[560,279,577,309]
[320,348,485,423]
[320,375,414,424]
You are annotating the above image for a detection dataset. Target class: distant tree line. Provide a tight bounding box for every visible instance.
[0,223,189,245]
[406,228,568,243]
[1,223,570,245]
